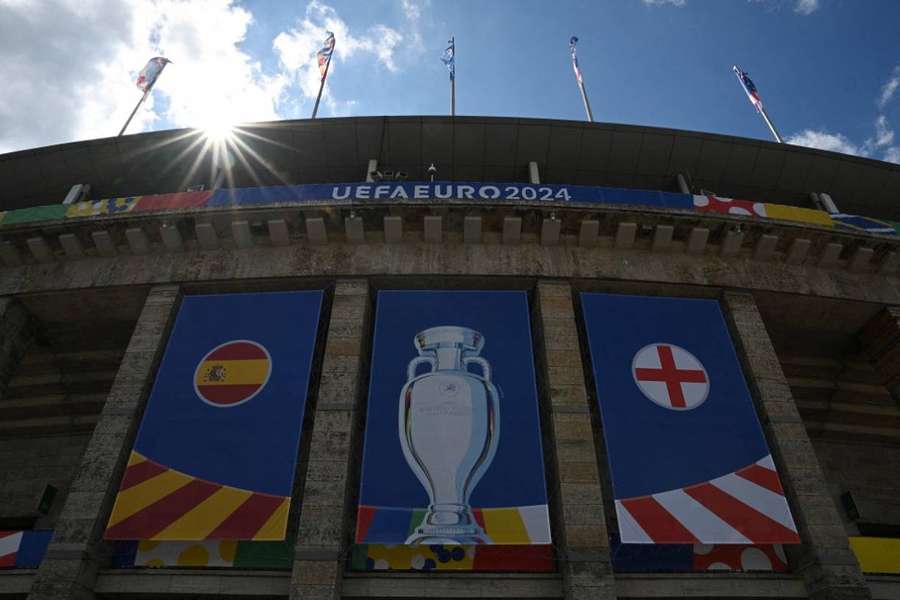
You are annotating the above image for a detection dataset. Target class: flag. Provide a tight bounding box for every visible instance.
[104,291,323,541]
[570,36,584,84]
[733,65,763,112]
[317,31,335,79]
[441,37,455,80]
[581,293,800,545]
[135,57,170,92]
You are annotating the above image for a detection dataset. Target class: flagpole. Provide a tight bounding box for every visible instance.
[312,49,333,120]
[578,78,594,123]
[570,37,594,123]
[759,106,784,144]
[118,88,150,137]
[450,37,455,117]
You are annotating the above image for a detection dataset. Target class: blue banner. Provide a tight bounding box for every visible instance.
[206,182,692,210]
[356,290,551,545]
[105,291,323,541]
[581,293,799,545]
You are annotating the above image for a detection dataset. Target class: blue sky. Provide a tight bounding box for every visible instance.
[1,0,899,162]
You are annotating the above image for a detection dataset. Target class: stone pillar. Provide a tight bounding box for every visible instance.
[0,297,33,400]
[722,292,871,600]
[290,279,370,600]
[535,282,615,600]
[27,285,181,600]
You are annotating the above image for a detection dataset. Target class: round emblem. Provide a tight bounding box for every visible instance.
[631,343,709,411]
[194,340,272,407]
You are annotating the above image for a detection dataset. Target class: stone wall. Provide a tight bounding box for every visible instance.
[0,433,91,527]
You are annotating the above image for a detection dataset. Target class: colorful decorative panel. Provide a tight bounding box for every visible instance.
[110,539,292,569]
[610,535,787,573]
[350,544,554,572]
[831,213,897,235]
[0,530,52,568]
[580,293,800,545]
[65,197,139,218]
[104,291,323,541]
[356,290,551,545]
[849,537,900,574]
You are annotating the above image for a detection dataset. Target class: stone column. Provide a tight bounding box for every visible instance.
[0,297,33,400]
[722,292,871,600]
[290,279,370,600]
[535,281,615,600]
[27,285,181,600]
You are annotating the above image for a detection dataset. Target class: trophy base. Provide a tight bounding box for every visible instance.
[405,526,492,546]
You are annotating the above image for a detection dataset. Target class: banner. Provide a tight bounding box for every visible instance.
[104,291,323,541]
[580,293,800,545]
[356,290,551,545]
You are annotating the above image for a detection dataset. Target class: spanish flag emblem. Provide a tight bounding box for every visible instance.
[194,340,271,407]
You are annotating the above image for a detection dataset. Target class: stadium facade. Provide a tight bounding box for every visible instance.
[0,116,898,600]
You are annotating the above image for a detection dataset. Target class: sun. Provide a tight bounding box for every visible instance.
[202,119,235,142]
[198,106,237,142]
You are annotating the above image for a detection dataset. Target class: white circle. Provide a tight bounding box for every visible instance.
[193,339,272,409]
[707,561,731,571]
[740,547,772,571]
[693,543,714,555]
[632,343,709,411]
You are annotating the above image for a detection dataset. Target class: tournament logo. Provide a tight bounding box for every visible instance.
[194,340,272,407]
[632,343,709,411]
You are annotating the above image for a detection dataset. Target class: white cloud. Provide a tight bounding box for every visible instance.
[272,0,405,109]
[787,129,861,155]
[0,0,287,153]
[872,115,895,148]
[878,65,900,110]
[794,0,820,15]
[642,0,686,6]
[0,0,418,153]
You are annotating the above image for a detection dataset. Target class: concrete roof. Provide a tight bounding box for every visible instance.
[2,116,899,219]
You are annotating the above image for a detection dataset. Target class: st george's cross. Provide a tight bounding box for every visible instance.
[631,343,709,410]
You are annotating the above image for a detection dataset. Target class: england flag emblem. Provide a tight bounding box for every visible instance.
[581,293,800,545]
[632,344,708,410]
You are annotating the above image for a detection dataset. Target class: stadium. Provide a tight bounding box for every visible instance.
[0,115,899,600]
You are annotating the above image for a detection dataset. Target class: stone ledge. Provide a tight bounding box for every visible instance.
[341,572,564,598]
[615,572,806,598]
[0,569,35,596]
[94,569,290,597]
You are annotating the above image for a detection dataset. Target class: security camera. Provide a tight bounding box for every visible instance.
[369,170,383,181]
[427,163,437,182]
[395,171,408,181]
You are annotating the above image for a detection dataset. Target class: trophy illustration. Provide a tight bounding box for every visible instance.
[398,326,500,544]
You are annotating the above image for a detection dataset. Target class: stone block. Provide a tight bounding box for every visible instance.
[553,413,594,441]
[558,460,601,484]
[291,560,339,586]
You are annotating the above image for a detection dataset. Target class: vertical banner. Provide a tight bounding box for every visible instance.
[356,290,551,545]
[104,291,323,541]
[580,293,800,545]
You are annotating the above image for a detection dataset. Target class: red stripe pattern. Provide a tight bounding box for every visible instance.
[615,455,800,544]
[620,497,700,543]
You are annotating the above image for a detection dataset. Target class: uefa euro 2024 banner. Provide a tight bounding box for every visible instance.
[104,291,323,541]
[580,294,800,545]
[356,290,551,545]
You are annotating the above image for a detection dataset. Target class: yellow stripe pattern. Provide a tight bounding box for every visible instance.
[152,486,253,540]
[252,498,291,540]
[107,469,194,527]
[481,507,530,544]
[195,359,269,386]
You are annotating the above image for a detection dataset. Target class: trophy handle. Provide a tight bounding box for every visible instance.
[407,356,436,381]
[463,356,491,382]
